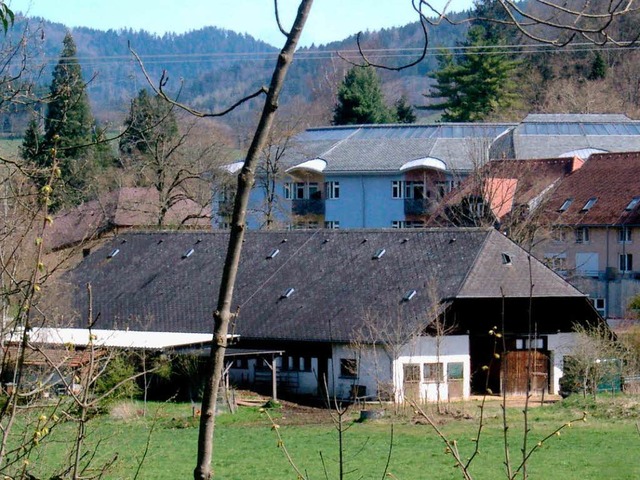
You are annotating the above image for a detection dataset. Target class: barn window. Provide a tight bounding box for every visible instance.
[423,362,443,382]
[340,358,358,378]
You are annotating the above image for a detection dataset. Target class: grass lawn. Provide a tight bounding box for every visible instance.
[13,395,640,479]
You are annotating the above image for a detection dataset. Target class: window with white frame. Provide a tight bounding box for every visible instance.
[575,227,590,244]
[325,181,340,199]
[391,220,425,229]
[618,228,632,243]
[392,180,404,199]
[620,253,633,272]
[324,220,340,229]
[551,227,567,242]
[590,298,606,316]
[285,181,321,200]
[544,253,567,273]
[423,362,444,382]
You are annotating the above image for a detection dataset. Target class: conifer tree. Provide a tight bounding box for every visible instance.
[21,32,98,208]
[425,25,520,122]
[119,88,178,156]
[395,96,417,124]
[588,52,607,80]
[333,67,395,125]
[45,32,94,160]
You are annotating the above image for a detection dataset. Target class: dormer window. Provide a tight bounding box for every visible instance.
[625,197,640,211]
[581,197,597,212]
[558,198,573,212]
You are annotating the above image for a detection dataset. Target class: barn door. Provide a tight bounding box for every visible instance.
[403,364,421,403]
[503,351,549,395]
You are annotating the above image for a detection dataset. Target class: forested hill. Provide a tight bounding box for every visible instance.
[11,11,470,127]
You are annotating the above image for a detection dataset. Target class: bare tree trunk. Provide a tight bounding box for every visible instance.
[193,2,313,479]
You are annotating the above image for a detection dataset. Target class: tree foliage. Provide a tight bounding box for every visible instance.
[119,88,178,156]
[333,67,395,125]
[426,25,521,122]
[21,32,100,209]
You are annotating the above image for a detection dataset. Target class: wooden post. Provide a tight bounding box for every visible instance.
[271,354,278,401]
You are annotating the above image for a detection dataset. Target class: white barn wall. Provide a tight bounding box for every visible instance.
[394,335,470,402]
[547,332,580,394]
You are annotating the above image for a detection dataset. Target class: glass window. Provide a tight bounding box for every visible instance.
[620,253,633,272]
[423,362,443,382]
[618,228,632,243]
[447,362,464,380]
[340,358,358,378]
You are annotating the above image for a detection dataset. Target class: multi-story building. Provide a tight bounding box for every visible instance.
[536,152,640,320]
[214,114,640,232]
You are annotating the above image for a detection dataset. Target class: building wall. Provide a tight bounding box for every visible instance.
[394,335,470,402]
[539,226,640,318]
[547,332,581,394]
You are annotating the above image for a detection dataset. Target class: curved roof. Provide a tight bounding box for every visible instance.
[399,157,446,172]
[286,158,327,174]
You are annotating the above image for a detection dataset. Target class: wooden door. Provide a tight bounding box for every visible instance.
[447,362,464,400]
[403,363,421,403]
[503,351,549,395]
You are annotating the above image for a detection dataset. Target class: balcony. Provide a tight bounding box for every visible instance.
[292,198,325,216]
[404,198,432,216]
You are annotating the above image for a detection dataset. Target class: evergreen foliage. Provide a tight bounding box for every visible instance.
[588,52,607,80]
[119,89,178,156]
[21,32,100,209]
[425,25,520,122]
[394,96,417,124]
[45,33,95,159]
[333,67,395,125]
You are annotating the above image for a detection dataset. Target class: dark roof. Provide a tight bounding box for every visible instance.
[541,152,640,226]
[44,188,211,251]
[59,229,585,343]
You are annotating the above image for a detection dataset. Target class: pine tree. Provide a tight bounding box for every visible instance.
[395,96,417,124]
[333,67,395,125]
[425,26,520,122]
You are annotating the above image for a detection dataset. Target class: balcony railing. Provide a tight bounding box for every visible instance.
[292,198,325,216]
[404,198,432,216]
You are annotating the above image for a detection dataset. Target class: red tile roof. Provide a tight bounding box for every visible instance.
[435,157,581,223]
[542,152,640,226]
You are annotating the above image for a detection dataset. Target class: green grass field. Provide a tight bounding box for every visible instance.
[13,395,640,480]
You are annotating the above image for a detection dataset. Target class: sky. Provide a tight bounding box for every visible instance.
[8,0,474,47]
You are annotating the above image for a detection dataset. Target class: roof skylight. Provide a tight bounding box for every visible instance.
[182,248,195,259]
[403,290,417,301]
[281,287,295,299]
[107,248,120,259]
[558,198,573,212]
[267,249,280,259]
[625,197,640,211]
[581,197,597,212]
[501,253,512,265]
[373,248,386,259]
